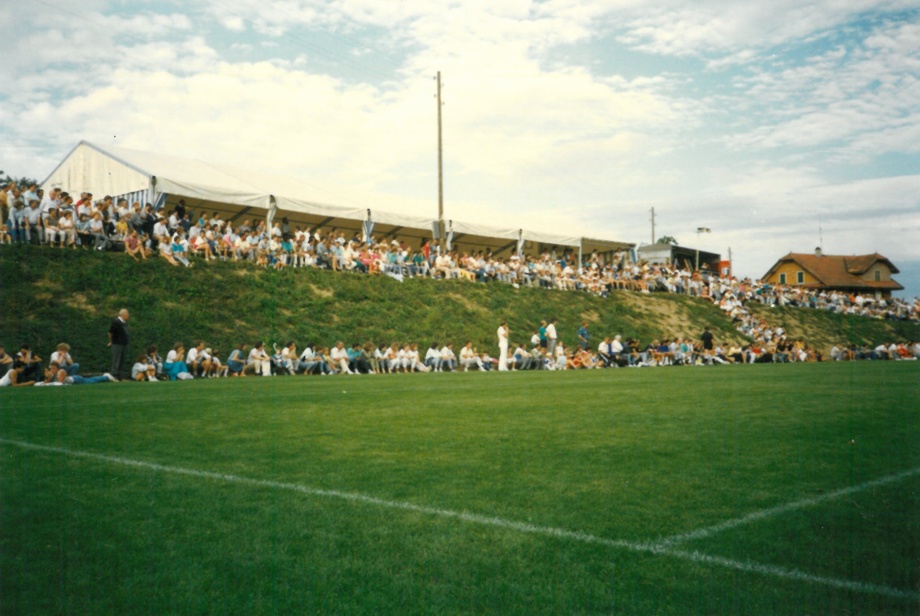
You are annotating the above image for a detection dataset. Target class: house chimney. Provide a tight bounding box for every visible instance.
[815,247,822,257]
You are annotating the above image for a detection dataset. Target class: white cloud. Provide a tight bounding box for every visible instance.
[221,16,246,32]
[615,0,919,59]
[2,0,918,294]
[724,19,920,158]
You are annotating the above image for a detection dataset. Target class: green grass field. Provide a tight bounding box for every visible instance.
[2,362,918,615]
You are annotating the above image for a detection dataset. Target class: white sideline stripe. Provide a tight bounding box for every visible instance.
[656,466,920,548]
[2,438,917,602]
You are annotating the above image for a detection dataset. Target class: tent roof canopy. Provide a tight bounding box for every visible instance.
[42,141,633,252]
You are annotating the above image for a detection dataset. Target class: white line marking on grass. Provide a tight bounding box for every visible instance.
[3,438,918,602]
[655,466,920,548]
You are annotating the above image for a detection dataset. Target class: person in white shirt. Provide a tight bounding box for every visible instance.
[132,355,158,381]
[24,200,43,243]
[152,216,169,243]
[497,321,510,371]
[545,319,558,356]
[330,341,354,374]
[597,337,615,367]
[49,343,80,376]
[203,348,227,377]
[433,253,448,278]
[164,343,193,380]
[278,341,297,375]
[39,188,60,222]
[407,343,430,372]
[372,343,389,374]
[187,341,212,377]
[21,184,38,209]
[459,342,485,371]
[386,343,403,373]
[248,342,272,376]
[439,343,457,372]
[58,210,76,247]
[425,343,442,371]
[298,343,330,374]
[554,342,567,370]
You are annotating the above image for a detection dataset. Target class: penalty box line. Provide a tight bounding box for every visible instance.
[655,465,920,549]
[2,437,917,602]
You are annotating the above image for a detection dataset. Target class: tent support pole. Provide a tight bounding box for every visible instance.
[228,207,253,224]
[266,196,277,233]
[495,240,517,257]
[379,226,405,241]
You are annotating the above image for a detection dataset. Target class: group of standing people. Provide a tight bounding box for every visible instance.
[497,319,559,371]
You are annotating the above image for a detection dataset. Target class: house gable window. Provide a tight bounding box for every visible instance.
[796,271,804,284]
[874,269,881,281]
[779,273,787,284]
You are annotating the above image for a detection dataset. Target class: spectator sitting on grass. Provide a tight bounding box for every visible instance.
[248,342,272,376]
[43,207,62,246]
[16,344,44,382]
[297,343,319,375]
[367,343,384,373]
[171,233,192,267]
[24,200,42,243]
[49,343,80,376]
[74,213,91,247]
[425,342,442,371]
[459,341,485,371]
[409,343,431,372]
[440,343,457,371]
[189,232,214,261]
[124,229,148,261]
[512,343,534,370]
[203,348,227,377]
[597,337,614,367]
[276,341,297,375]
[147,345,165,378]
[157,233,178,264]
[152,215,169,246]
[187,341,211,377]
[132,355,158,381]
[226,344,252,377]
[330,341,355,374]
[88,212,110,251]
[348,343,372,374]
[58,210,76,247]
[164,343,193,380]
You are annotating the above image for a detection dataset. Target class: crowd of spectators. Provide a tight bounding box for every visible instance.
[3,318,918,388]
[2,182,918,336]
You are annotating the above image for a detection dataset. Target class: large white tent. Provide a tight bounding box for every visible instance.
[42,141,633,259]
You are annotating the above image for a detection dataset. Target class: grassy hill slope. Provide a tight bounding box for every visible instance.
[1,245,917,373]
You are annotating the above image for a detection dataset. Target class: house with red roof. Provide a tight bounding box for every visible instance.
[763,249,904,298]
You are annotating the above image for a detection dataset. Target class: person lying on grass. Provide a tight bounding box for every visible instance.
[0,360,36,387]
[37,361,117,385]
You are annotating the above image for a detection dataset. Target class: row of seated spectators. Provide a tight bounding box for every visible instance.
[2,184,918,323]
[5,327,917,387]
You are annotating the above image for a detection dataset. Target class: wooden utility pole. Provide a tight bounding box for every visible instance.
[437,71,444,239]
[650,207,656,244]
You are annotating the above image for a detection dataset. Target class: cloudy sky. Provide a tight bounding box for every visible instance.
[3,0,919,296]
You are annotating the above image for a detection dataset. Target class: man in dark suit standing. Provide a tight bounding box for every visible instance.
[108,309,130,380]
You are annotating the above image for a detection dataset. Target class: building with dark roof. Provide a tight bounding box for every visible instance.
[762,249,904,298]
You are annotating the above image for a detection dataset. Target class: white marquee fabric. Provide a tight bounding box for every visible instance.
[522,229,581,248]
[41,141,632,253]
[448,220,520,241]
